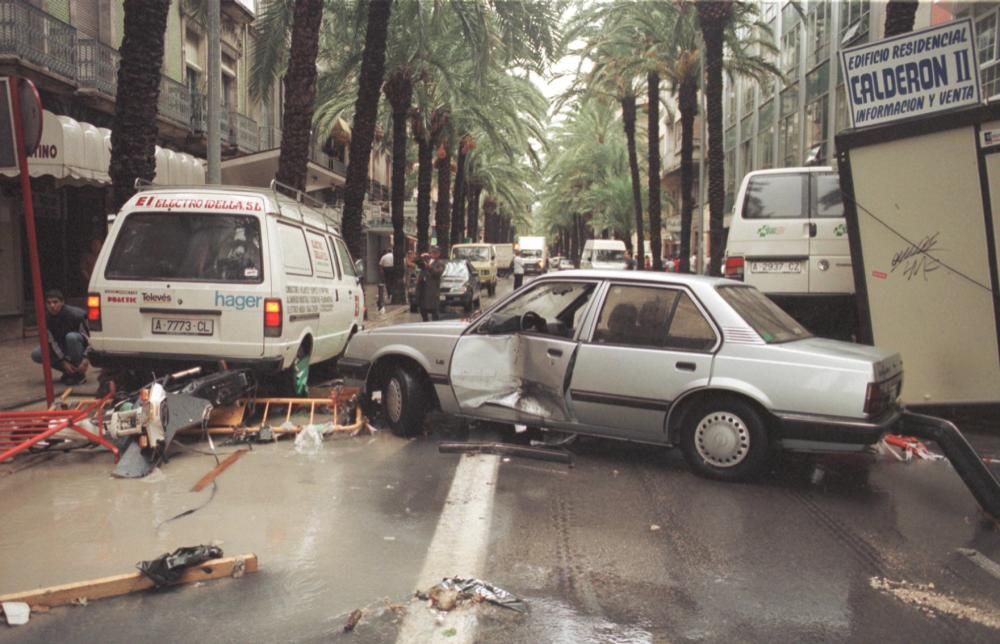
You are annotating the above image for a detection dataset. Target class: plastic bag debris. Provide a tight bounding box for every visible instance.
[293,424,323,454]
[2,602,30,626]
[417,578,526,613]
[136,545,224,588]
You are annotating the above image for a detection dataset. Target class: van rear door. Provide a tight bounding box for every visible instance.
[808,172,853,294]
[99,209,267,360]
[736,172,810,293]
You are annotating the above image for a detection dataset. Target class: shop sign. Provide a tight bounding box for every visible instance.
[841,18,980,129]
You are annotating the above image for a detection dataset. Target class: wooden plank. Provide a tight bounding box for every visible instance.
[0,554,258,609]
[191,448,248,492]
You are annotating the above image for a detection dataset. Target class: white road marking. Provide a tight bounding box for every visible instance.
[396,453,501,644]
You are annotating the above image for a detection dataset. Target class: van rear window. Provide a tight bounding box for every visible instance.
[742,174,805,219]
[106,212,263,283]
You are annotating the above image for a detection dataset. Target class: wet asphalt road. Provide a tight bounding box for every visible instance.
[3,274,1000,642]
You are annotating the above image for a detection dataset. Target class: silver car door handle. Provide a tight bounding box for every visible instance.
[676,361,696,371]
[547,348,563,358]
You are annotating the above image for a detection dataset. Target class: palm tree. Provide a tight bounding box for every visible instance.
[274,0,324,192]
[696,0,734,277]
[341,0,394,260]
[109,0,171,211]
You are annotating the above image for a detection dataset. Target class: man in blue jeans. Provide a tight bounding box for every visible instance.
[31,289,90,385]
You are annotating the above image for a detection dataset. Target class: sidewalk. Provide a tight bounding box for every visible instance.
[0,285,407,410]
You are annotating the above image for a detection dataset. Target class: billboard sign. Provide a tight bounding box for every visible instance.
[840,18,980,129]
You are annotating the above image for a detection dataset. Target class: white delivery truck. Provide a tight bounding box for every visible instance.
[87,183,364,394]
[724,166,855,339]
[517,236,547,274]
[493,243,515,276]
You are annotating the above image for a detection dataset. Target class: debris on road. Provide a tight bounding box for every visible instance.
[870,576,1000,629]
[1,601,30,626]
[0,553,258,609]
[137,545,225,588]
[417,578,526,613]
[343,608,363,632]
[190,449,248,492]
[439,441,572,464]
[881,434,944,462]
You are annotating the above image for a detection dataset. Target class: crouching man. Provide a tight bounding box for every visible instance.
[31,289,90,385]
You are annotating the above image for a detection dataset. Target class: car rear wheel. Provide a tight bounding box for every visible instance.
[680,398,770,481]
[382,366,427,437]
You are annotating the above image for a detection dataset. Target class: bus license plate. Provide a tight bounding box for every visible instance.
[750,261,802,273]
[152,318,214,336]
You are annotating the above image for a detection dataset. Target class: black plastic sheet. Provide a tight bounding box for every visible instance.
[137,545,224,588]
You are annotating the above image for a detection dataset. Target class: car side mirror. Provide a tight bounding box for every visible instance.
[353,258,365,278]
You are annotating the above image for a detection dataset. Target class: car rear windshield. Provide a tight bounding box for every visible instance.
[595,249,626,262]
[717,286,811,343]
[106,212,263,283]
[742,174,805,219]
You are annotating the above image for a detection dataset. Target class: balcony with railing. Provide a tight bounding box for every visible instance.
[158,75,192,128]
[230,111,258,152]
[0,0,77,80]
[77,37,117,96]
[259,126,281,150]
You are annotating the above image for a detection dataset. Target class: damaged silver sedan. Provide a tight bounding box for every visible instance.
[339,271,903,481]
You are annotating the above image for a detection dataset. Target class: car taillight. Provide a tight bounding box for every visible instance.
[724,256,745,281]
[87,293,102,331]
[864,378,899,416]
[264,298,282,337]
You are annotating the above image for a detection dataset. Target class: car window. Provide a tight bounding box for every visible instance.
[595,249,626,262]
[278,223,312,276]
[742,174,806,219]
[443,261,470,278]
[717,285,811,343]
[106,212,263,283]
[453,247,489,261]
[593,286,716,351]
[306,230,336,279]
[814,173,845,218]
[483,281,596,337]
[332,237,356,278]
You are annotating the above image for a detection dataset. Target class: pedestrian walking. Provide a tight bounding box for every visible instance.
[378,248,394,311]
[31,289,90,385]
[416,246,445,321]
[512,250,525,289]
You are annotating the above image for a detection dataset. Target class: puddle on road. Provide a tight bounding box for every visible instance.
[477,596,655,644]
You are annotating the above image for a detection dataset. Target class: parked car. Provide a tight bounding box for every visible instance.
[340,270,902,481]
[451,243,497,296]
[88,184,364,394]
[440,260,481,313]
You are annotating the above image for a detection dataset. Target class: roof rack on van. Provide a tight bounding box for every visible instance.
[134,177,158,191]
[269,179,341,235]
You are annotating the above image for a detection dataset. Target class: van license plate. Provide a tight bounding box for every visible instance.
[151,318,214,336]
[750,261,802,273]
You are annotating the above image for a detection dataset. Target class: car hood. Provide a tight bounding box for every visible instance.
[775,337,902,378]
[365,320,468,336]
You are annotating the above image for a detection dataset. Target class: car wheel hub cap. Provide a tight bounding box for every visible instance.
[694,412,750,468]
[386,378,403,423]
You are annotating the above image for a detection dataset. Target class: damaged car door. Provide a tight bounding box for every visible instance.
[449,280,599,425]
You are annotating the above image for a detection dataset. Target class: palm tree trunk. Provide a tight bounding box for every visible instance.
[384,67,412,304]
[483,197,497,242]
[678,76,697,274]
[435,146,452,256]
[110,0,170,211]
[275,0,323,193]
[884,0,918,37]
[342,0,393,260]
[450,140,468,246]
[621,94,644,270]
[697,1,732,277]
[467,184,480,241]
[648,71,663,271]
[411,112,432,253]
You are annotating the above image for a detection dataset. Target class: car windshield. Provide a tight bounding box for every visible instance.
[106,212,263,283]
[453,247,489,261]
[717,286,811,343]
[442,261,471,279]
[521,249,543,258]
[595,249,626,262]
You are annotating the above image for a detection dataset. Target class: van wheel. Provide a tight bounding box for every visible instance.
[281,346,310,397]
[383,367,426,437]
[679,397,770,482]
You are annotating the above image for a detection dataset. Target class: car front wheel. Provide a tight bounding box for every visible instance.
[680,398,770,481]
[382,366,427,437]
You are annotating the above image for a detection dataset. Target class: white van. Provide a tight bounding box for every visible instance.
[87,183,365,391]
[724,166,855,337]
[580,239,628,270]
